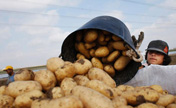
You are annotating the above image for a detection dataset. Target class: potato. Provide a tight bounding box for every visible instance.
[117,85,135,92]
[104,64,115,77]
[14,90,45,108]
[121,90,145,106]
[107,50,120,62]
[97,32,105,42]
[101,57,109,63]
[71,86,114,108]
[84,42,96,49]
[74,75,90,86]
[0,94,14,108]
[6,81,42,98]
[122,50,128,56]
[112,96,127,108]
[113,87,123,97]
[89,49,95,57]
[46,87,64,99]
[84,29,98,43]
[156,94,175,107]
[112,35,122,41]
[91,57,104,69]
[74,59,92,75]
[95,46,109,57]
[98,41,107,46]
[46,57,65,72]
[34,70,56,91]
[137,87,159,103]
[60,78,77,96]
[150,85,163,94]
[107,41,114,53]
[75,31,83,42]
[0,85,7,95]
[112,41,128,50]
[137,103,158,108]
[114,56,131,71]
[104,35,111,41]
[14,68,35,81]
[77,42,91,58]
[31,95,83,108]
[157,105,165,108]
[76,53,86,59]
[167,104,176,108]
[97,32,107,45]
[87,67,116,88]
[117,105,133,108]
[55,61,76,82]
[85,80,115,99]
[102,30,111,35]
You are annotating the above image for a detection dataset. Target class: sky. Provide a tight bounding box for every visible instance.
[0,0,176,69]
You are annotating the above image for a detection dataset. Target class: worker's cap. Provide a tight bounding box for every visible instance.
[146,40,169,55]
[3,65,13,71]
[145,40,171,65]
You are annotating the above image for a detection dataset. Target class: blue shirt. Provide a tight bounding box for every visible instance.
[6,74,15,85]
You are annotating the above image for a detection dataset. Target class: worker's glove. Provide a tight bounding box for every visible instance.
[125,32,144,62]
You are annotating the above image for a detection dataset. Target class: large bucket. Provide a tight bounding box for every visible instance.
[60,16,141,85]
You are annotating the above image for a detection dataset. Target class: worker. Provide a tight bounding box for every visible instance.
[139,40,171,69]
[3,65,15,85]
[125,40,176,95]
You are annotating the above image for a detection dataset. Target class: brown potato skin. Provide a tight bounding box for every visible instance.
[46,57,65,72]
[46,87,64,99]
[112,35,122,41]
[14,90,45,108]
[0,94,14,108]
[88,67,116,88]
[31,95,83,108]
[95,46,109,57]
[137,103,158,108]
[107,50,120,62]
[112,96,127,108]
[0,85,7,95]
[71,86,114,108]
[34,70,56,91]
[85,42,96,49]
[156,94,175,107]
[60,78,77,96]
[114,56,131,71]
[77,42,91,58]
[104,64,115,77]
[54,62,76,82]
[112,41,128,50]
[84,30,98,43]
[14,68,35,81]
[74,59,92,75]
[74,75,90,86]
[91,57,104,70]
[6,81,42,98]
[85,80,115,99]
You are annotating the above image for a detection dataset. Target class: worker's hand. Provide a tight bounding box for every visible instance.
[132,31,144,50]
[125,31,144,62]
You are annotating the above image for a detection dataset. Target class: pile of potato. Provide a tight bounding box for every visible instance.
[74,29,132,77]
[0,57,176,108]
